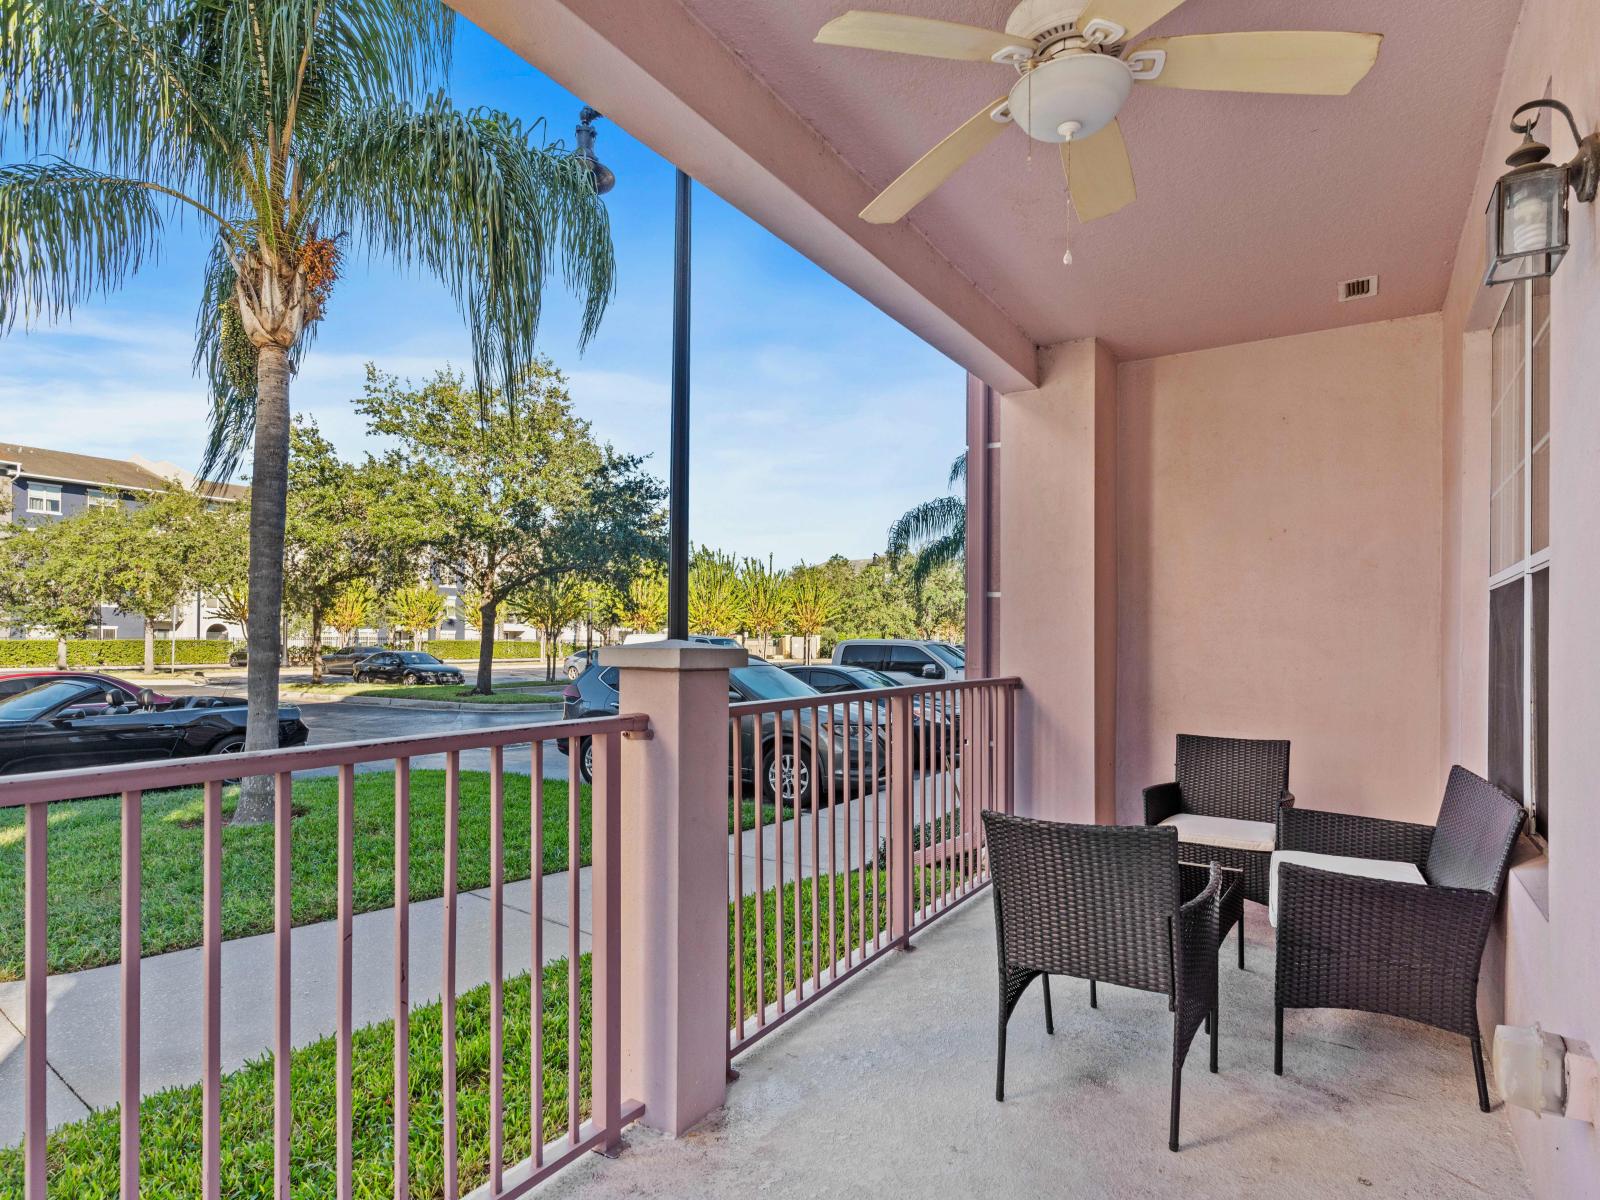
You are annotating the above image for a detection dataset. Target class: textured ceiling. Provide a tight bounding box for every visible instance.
[676,0,1522,360]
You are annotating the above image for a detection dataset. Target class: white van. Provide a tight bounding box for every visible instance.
[830,639,965,685]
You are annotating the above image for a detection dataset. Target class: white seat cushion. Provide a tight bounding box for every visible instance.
[1157,813,1276,854]
[1268,850,1426,927]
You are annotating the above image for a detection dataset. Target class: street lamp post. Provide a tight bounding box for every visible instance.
[578,108,691,642]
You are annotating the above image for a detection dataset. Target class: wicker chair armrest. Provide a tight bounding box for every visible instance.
[1280,790,1295,809]
[1144,781,1183,826]
[1277,806,1432,863]
[1275,863,1498,964]
[1174,863,1222,1028]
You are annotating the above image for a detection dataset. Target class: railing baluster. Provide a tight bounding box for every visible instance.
[443,750,460,1200]
[592,731,622,1155]
[393,759,411,1200]
[772,717,784,1016]
[871,697,881,949]
[24,802,46,1200]
[567,743,582,1145]
[274,771,294,1200]
[203,778,222,1200]
[121,789,141,1197]
[337,763,355,1200]
[839,701,851,976]
[753,724,767,1026]
[731,717,745,1041]
[792,707,804,1001]
[531,739,544,1168]
[489,744,506,1193]
[809,706,821,992]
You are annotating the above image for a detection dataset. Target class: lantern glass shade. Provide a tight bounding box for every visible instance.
[1485,162,1568,285]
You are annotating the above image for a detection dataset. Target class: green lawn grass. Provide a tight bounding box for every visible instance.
[0,773,777,980]
[0,865,946,1199]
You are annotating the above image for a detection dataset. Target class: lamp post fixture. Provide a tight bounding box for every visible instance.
[1484,98,1599,286]
[574,106,615,196]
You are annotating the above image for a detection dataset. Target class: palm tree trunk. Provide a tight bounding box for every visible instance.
[473,597,497,694]
[233,344,292,825]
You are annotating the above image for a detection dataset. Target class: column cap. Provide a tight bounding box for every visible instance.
[598,641,748,671]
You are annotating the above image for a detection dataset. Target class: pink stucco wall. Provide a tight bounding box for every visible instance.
[1437,0,1600,1193]
[1114,315,1445,822]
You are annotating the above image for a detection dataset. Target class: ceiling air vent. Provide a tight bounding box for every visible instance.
[1338,275,1379,302]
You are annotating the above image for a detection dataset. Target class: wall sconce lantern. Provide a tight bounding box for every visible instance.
[573,106,616,197]
[1484,99,1600,286]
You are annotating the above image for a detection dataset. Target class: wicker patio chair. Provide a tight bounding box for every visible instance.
[983,812,1223,1151]
[1143,733,1292,967]
[1272,765,1525,1111]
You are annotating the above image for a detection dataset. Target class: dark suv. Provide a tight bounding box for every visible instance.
[559,656,887,807]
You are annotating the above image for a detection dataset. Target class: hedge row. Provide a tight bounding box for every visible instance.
[0,638,232,668]
[422,639,546,661]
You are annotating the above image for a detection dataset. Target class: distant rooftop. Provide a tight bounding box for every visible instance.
[0,442,246,500]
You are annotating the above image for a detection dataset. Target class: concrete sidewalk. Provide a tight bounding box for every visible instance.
[0,776,955,1145]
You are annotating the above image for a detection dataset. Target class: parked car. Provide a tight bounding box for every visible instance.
[321,645,388,676]
[831,639,966,685]
[0,676,308,775]
[559,655,886,807]
[227,647,249,667]
[562,649,594,680]
[620,632,742,647]
[0,670,173,707]
[350,651,466,686]
[783,664,957,766]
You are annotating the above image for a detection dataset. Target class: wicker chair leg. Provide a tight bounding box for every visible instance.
[1273,1005,1284,1075]
[1168,1056,1182,1152]
[1209,1002,1218,1074]
[1237,919,1245,970]
[995,1014,1008,1102]
[1471,1035,1490,1112]
[1042,975,1055,1035]
[1089,978,1098,1009]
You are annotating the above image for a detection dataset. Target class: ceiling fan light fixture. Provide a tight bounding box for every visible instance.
[1007,53,1133,143]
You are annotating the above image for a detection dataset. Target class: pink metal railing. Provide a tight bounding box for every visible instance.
[0,714,646,1200]
[726,676,1018,1056]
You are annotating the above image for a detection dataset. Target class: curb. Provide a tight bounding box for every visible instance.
[283,691,565,714]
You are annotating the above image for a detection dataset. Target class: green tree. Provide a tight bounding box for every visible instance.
[887,452,966,591]
[283,418,412,685]
[104,484,248,672]
[507,576,584,681]
[360,363,665,694]
[740,555,789,657]
[213,580,250,638]
[620,564,667,635]
[578,580,622,652]
[689,547,744,637]
[386,583,445,651]
[327,580,378,647]
[0,515,112,666]
[2,1,616,822]
[786,564,838,665]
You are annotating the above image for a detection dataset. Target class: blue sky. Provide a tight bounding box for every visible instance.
[0,18,965,567]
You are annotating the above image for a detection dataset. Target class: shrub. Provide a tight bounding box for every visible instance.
[0,638,231,668]
[423,638,543,661]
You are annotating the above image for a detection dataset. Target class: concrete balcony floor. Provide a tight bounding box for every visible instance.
[543,898,1529,1199]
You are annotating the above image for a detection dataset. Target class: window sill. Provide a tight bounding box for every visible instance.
[1507,841,1550,921]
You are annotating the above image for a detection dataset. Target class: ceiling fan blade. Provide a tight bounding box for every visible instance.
[1132,31,1382,95]
[1062,120,1135,222]
[816,11,1018,61]
[860,97,1010,224]
[1077,0,1190,42]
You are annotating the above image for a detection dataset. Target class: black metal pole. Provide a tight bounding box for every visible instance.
[667,168,692,641]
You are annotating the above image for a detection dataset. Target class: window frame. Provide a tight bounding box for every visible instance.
[1488,276,1551,843]
[26,482,62,514]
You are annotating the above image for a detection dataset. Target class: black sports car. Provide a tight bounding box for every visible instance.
[0,678,308,775]
[350,651,465,686]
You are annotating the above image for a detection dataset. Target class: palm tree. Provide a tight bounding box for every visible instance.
[887,451,966,590]
[1,1,615,822]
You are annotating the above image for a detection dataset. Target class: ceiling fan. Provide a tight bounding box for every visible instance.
[816,1,1382,229]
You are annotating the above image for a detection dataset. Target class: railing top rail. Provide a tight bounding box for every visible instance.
[728,675,1021,719]
[0,712,650,808]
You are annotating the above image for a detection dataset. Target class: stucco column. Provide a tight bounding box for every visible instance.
[994,339,1118,824]
[601,640,746,1136]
